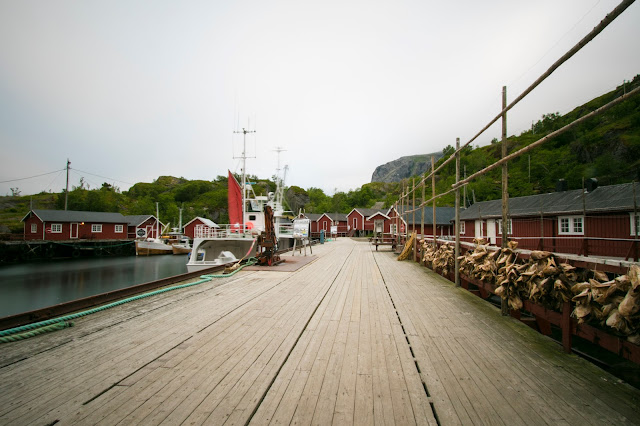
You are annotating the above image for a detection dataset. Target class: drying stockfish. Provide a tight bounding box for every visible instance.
[422,235,640,341]
[618,265,640,318]
[432,244,455,276]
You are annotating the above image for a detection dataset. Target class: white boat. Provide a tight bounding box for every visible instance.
[135,202,173,255]
[186,133,293,272]
[135,238,173,255]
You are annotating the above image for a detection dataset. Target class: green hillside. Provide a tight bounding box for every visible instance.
[1,75,638,236]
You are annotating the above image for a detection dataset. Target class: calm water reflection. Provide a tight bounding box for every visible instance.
[0,255,188,318]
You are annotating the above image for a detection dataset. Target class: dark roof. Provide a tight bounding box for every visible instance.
[24,209,127,223]
[351,208,385,218]
[399,207,456,225]
[460,182,640,220]
[321,213,348,222]
[123,215,155,227]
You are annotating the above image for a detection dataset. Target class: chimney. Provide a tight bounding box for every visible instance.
[585,178,598,193]
[555,179,568,192]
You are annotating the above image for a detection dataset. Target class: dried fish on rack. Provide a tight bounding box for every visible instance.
[421,237,640,341]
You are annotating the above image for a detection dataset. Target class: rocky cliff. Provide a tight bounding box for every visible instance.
[371,152,443,183]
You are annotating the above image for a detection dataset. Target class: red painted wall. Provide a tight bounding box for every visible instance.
[24,215,127,241]
[347,211,364,231]
[183,219,207,239]
[129,217,161,239]
[317,216,332,233]
[467,213,637,259]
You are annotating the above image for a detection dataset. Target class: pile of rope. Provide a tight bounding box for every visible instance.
[397,232,416,261]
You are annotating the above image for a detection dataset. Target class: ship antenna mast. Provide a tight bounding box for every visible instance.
[234,127,256,230]
[273,146,287,206]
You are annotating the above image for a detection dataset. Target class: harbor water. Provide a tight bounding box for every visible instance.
[0,255,188,318]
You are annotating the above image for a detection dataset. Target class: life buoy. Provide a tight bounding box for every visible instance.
[246,222,254,230]
[71,248,81,258]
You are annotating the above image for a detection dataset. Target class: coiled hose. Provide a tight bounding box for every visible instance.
[0,258,257,344]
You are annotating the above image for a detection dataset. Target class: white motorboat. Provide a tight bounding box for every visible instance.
[186,133,293,272]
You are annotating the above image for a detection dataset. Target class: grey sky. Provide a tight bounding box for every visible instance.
[1,0,639,197]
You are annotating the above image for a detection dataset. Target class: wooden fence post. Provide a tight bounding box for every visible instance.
[455,138,461,287]
[432,156,436,246]
[501,85,509,316]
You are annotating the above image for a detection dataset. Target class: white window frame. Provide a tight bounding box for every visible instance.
[459,221,465,234]
[497,219,512,235]
[115,224,124,233]
[631,213,640,236]
[558,215,584,235]
[92,224,103,233]
[51,223,62,233]
[31,223,37,233]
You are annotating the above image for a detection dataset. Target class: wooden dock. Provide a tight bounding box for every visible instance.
[1,238,638,425]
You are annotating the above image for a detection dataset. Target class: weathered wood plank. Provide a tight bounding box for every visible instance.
[2,239,639,426]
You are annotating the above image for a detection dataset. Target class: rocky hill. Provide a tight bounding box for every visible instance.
[371,152,443,183]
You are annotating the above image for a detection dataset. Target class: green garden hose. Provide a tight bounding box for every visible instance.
[0,258,257,344]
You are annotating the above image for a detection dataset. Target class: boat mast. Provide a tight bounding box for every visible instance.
[234,127,256,230]
[273,147,287,208]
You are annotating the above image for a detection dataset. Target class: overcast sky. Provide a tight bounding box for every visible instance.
[1,0,639,197]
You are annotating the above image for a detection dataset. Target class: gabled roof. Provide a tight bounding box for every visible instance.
[348,208,386,218]
[398,207,456,225]
[318,213,348,222]
[459,182,640,220]
[123,214,156,227]
[183,216,219,228]
[23,209,127,224]
[366,211,390,220]
[299,213,323,221]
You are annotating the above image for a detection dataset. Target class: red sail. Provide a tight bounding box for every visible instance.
[228,170,243,225]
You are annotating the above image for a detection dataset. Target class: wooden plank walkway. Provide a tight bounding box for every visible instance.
[0,238,638,425]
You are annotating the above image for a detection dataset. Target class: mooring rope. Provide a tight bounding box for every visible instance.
[397,232,417,261]
[0,258,257,344]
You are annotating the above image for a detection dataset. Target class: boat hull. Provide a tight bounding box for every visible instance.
[135,240,173,256]
[172,244,191,255]
[186,237,257,272]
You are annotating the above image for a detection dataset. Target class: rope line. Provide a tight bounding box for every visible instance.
[0,258,257,344]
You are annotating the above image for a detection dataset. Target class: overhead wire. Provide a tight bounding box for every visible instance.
[0,169,65,184]
[72,168,134,186]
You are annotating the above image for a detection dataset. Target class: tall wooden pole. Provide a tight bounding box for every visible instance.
[421,173,425,239]
[431,156,436,244]
[412,178,416,236]
[401,182,405,240]
[64,159,70,211]
[501,85,509,248]
[455,138,461,287]
[395,201,399,245]
[634,181,638,261]
[501,86,509,315]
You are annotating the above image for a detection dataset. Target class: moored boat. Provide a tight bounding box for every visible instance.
[186,131,293,272]
[135,238,173,255]
[136,202,172,255]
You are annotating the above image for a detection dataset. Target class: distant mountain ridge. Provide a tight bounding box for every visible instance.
[371,152,444,183]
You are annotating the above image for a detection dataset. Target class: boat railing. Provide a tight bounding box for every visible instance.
[194,224,256,239]
[277,223,294,237]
